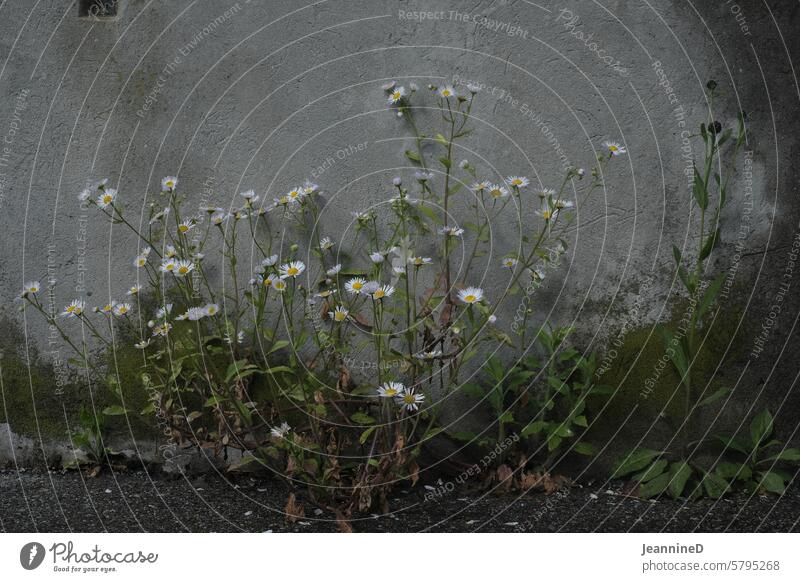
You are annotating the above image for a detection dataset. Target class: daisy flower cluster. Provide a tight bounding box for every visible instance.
[376,381,425,412]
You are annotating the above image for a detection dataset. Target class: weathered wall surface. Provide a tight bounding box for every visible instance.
[0,0,798,469]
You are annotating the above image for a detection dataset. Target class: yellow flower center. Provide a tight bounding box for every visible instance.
[373,290,385,299]
[178,266,189,274]
[179,225,189,232]
[392,91,401,100]
[442,90,451,97]
[609,145,618,152]
[264,278,272,286]
[103,195,112,204]
[67,306,75,313]
[385,389,397,397]
[542,210,552,220]
[118,307,128,314]
[287,267,299,276]
[166,264,174,271]
[404,393,415,404]
[166,181,174,188]
[353,282,363,290]
[334,311,346,321]
[464,294,476,303]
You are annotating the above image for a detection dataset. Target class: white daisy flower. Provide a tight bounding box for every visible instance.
[78,189,92,202]
[388,86,406,104]
[262,255,279,267]
[233,209,249,220]
[554,199,574,210]
[415,350,442,360]
[351,210,373,223]
[320,237,335,251]
[127,285,142,295]
[161,176,178,191]
[369,251,385,264]
[203,303,220,317]
[440,226,464,237]
[97,188,117,208]
[604,141,626,156]
[134,339,151,349]
[328,305,349,322]
[260,274,275,288]
[164,245,178,258]
[327,264,342,276]
[240,189,257,200]
[210,211,228,225]
[159,259,176,274]
[377,381,405,398]
[488,184,509,199]
[99,302,115,315]
[457,287,484,304]
[175,312,188,321]
[415,171,434,182]
[345,277,367,295]
[113,302,131,316]
[372,285,395,300]
[270,422,291,439]
[506,176,530,189]
[152,322,172,337]
[177,220,195,234]
[174,260,195,276]
[22,281,41,297]
[94,178,109,190]
[285,187,305,204]
[382,80,397,91]
[155,304,173,319]
[536,207,554,221]
[316,289,337,298]
[471,181,490,192]
[273,279,288,292]
[488,314,497,324]
[459,159,470,169]
[303,181,319,195]
[279,261,305,278]
[62,299,86,318]
[409,256,433,267]
[438,85,456,99]
[531,267,546,281]
[396,388,425,411]
[502,257,518,269]
[409,82,419,92]
[187,307,206,321]
[467,83,482,94]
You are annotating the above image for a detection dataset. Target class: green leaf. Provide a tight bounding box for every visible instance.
[572,415,588,428]
[404,149,421,162]
[521,421,546,437]
[350,412,375,425]
[697,273,725,317]
[102,405,126,416]
[672,245,682,266]
[573,441,598,456]
[268,340,290,354]
[702,472,730,499]
[692,166,708,210]
[435,133,448,146]
[758,471,786,494]
[750,409,774,447]
[761,448,800,464]
[438,156,452,169]
[697,386,730,408]
[612,449,663,478]
[716,435,751,456]
[634,459,668,483]
[547,434,562,451]
[359,426,377,445]
[639,472,673,498]
[668,461,692,499]
[699,228,721,261]
[450,431,478,442]
[715,461,746,480]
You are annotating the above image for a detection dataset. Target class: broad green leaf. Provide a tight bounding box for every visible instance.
[350,412,375,425]
[668,461,692,499]
[634,459,668,483]
[697,386,730,408]
[758,471,786,494]
[359,426,377,444]
[102,405,126,416]
[612,449,663,478]
[761,448,800,464]
[405,149,421,162]
[573,442,598,456]
[702,472,730,499]
[750,409,774,447]
[639,472,672,498]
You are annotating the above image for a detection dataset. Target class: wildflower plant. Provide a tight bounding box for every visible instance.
[23,80,623,525]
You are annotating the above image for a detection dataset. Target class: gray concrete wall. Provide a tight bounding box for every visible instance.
[0,0,798,467]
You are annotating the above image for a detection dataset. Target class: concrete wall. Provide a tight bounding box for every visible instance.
[1,0,798,467]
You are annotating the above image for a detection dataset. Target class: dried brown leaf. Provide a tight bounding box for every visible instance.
[284,492,305,523]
